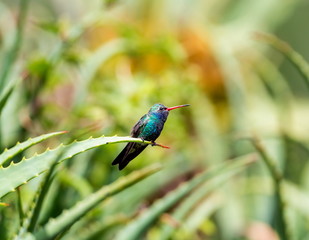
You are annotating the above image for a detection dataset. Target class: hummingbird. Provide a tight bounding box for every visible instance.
[112,103,190,170]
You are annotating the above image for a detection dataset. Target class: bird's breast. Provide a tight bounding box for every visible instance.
[140,118,165,141]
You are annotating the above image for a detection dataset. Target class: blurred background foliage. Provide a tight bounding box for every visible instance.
[0,0,309,239]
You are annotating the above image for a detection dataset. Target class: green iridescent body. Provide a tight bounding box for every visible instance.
[112,103,189,170]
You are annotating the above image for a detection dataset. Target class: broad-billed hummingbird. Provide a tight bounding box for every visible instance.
[112,103,190,170]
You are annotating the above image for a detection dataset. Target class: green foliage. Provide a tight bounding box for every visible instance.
[256,33,309,90]
[0,84,15,115]
[0,133,160,239]
[0,0,309,239]
[117,155,255,240]
[0,136,155,198]
[0,131,66,166]
[30,165,161,240]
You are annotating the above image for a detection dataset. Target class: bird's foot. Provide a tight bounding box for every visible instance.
[151,142,170,149]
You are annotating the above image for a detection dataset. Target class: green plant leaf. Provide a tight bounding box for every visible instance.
[284,181,309,217]
[74,39,125,106]
[19,150,67,239]
[0,136,154,198]
[0,0,29,92]
[0,83,14,115]
[68,215,129,240]
[0,131,67,166]
[255,32,309,90]
[35,21,61,34]
[159,166,242,240]
[249,136,290,240]
[30,164,161,240]
[116,154,256,240]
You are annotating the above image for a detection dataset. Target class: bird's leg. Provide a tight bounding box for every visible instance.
[151,141,170,149]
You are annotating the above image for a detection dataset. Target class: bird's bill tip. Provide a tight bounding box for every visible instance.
[167,104,190,111]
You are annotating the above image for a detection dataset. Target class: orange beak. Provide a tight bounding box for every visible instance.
[167,104,190,111]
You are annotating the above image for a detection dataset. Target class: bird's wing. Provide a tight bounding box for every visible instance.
[112,114,149,170]
[131,114,149,138]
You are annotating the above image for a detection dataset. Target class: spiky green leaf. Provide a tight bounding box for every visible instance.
[0,136,153,198]
[0,131,67,166]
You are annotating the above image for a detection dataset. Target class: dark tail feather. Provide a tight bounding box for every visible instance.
[112,142,148,170]
[118,144,147,170]
[112,142,133,165]
[118,158,132,170]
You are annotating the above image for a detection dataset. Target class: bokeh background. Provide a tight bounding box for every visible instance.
[1,0,309,239]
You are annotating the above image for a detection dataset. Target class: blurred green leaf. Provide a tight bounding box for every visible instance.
[0,84,14,115]
[256,32,309,90]
[27,57,52,78]
[32,164,161,240]
[116,154,256,240]
[35,21,61,34]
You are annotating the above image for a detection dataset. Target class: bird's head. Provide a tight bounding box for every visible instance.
[148,103,190,119]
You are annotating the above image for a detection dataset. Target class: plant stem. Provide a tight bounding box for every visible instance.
[250,136,290,240]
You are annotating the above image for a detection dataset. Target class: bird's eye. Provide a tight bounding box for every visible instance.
[159,107,164,110]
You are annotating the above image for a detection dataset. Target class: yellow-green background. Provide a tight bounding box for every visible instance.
[1,0,309,239]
